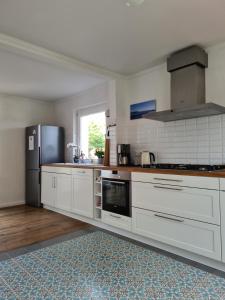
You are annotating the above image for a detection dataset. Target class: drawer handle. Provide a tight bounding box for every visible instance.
[154,213,184,223]
[153,185,183,191]
[153,177,183,182]
[110,214,121,219]
[76,171,86,174]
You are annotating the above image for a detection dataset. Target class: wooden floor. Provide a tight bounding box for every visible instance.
[0,205,91,252]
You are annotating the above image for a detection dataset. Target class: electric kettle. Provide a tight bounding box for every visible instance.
[141,151,155,166]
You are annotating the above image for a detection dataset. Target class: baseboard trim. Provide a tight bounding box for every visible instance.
[43,205,225,272]
[0,201,25,208]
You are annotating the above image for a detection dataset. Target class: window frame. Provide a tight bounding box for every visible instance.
[73,103,107,157]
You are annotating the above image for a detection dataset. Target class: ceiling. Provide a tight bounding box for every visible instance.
[0,48,105,100]
[1,0,225,75]
[0,0,225,100]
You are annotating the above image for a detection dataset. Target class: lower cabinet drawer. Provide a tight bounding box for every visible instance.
[132,181,220,225]
[41,166,72,175]
[132,208,221,261]
[102,210,132,232]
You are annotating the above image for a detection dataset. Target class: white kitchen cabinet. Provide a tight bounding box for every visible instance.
[42,166,72,175]
[41,167,93,217]
[220,178,225,191]
[132,207,221,261]
[72,168,94,218]
[54,174,72,211]
[41,171,72,212]
[41,172,56,207]
[132,181,220,225]
[102,210,132,231]
[132,172,219,190]
[220,190,225,262]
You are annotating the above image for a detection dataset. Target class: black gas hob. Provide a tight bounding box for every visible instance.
[142,164,225,172]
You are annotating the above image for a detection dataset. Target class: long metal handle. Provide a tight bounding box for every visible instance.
[154,213,184,223]
[52,177,56,188]
[153,177,183,182]
[54,177,57,189]
[103,180,125,185]
[153,185,183,191]
[76,170,86,174]
[110,214,121,219]
[38,148,41,167]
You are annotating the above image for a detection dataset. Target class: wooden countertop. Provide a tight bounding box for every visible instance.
[42,163,225,178]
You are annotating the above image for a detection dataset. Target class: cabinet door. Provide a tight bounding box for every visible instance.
[41,172,56,207]
[72,171,93,218]
[132,181,220,225]
[220,191,225,262]
[55,174,72,212]
[132,207,221,261]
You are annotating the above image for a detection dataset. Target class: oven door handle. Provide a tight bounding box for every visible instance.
[102,180,125,185]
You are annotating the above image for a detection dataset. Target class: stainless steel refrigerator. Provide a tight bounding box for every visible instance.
[26,125,65,207]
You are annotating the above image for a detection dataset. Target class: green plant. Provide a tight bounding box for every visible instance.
[95,148,104,158]
[88,121,105,151]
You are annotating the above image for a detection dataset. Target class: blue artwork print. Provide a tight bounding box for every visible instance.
[130,99,156,120]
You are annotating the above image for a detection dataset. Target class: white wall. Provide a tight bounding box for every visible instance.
[117,43,225,165]
[54,80,118,164]
[54,41,225,166]
[0,94,55,207]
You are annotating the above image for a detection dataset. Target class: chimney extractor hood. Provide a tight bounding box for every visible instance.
[144,46,225,122]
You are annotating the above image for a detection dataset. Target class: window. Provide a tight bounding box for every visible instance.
[79,111,106,159]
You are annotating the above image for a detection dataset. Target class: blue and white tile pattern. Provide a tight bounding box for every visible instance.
[0,231,225,299]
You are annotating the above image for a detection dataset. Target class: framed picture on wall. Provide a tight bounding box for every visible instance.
[130,99,156,120]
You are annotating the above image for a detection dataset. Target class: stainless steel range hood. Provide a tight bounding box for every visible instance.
[144,46,225,122]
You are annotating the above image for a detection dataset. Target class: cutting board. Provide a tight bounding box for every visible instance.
[103,137,110,166]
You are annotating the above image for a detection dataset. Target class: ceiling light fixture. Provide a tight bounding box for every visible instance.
[126,0,145,7]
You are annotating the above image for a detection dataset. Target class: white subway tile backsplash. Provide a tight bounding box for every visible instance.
[117,114,225,165]
[185,119,196,130]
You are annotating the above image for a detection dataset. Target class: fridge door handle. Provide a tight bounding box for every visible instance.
[38,147,41,167]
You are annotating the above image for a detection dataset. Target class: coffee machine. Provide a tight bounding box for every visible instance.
[117,144,130,166]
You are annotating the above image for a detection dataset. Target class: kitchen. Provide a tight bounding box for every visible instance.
[2,0,225,299]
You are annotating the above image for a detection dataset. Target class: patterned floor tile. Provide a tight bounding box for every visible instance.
[0,278,17,300]
[0,231,225,299]
[0,259,52,299]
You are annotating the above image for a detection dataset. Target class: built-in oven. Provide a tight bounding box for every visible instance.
[101,170,131,217]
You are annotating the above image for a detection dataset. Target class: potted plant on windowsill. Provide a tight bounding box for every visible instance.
[95,148,104,165]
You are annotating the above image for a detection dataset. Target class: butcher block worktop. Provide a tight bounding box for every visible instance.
[42,163,225,178]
